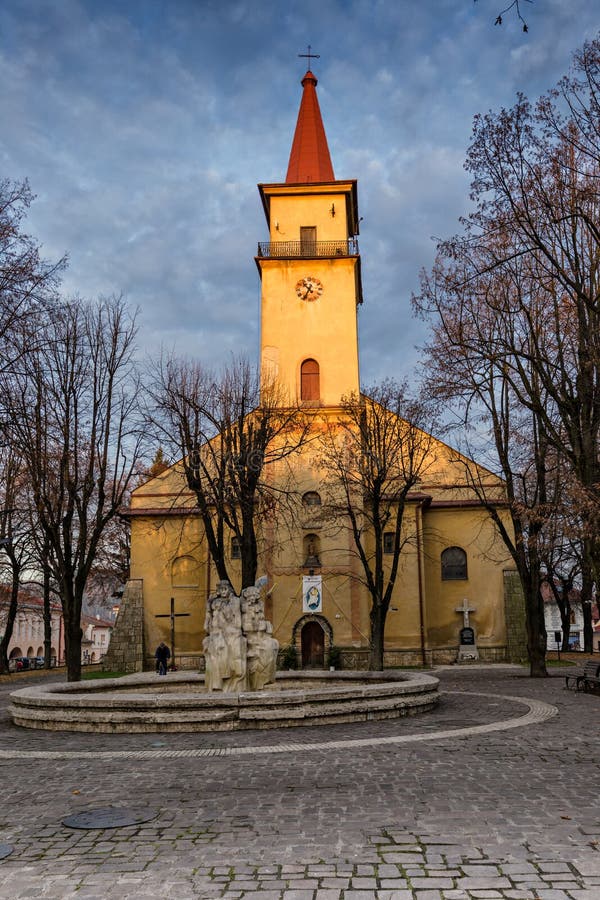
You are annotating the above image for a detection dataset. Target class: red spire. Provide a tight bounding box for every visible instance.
[285,70,334,184]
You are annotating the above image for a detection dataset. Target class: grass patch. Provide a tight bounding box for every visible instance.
[82,669,126,680]
[546,658,577,667]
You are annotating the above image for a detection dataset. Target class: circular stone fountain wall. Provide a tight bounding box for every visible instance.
[9,670,439,733]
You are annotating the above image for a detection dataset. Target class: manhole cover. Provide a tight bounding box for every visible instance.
[0,844,13,860]
[62,808,158,830]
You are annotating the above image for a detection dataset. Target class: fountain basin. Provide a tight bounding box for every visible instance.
[9,669,439,733]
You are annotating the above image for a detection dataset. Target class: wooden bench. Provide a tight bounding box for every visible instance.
[565,659,600,692]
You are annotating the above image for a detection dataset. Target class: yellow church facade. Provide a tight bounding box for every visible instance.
[108,68,526,674]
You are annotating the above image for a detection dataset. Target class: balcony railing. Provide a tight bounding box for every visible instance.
[257,238,359,258]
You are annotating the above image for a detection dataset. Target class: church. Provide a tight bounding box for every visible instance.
[105,66,526,674]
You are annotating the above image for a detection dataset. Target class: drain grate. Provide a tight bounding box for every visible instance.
[62,807,158,830]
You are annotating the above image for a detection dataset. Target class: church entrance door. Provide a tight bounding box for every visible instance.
[301,621,324,668]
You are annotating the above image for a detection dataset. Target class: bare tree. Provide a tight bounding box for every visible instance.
[0,443,40,674]
[415,36,600,669]
[2,296,143,681]
[149,355,310,593]
[0,178,64,371]
[317,382,434,670]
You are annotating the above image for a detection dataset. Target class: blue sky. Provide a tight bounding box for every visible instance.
[0,1,598,384]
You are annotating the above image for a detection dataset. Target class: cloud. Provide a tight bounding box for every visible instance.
[0,0,598,384]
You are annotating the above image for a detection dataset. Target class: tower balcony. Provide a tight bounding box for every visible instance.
[257,238,359,258]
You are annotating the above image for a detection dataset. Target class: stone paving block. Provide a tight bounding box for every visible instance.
[572,859,600,876]
[380,852,426,863]
[503,892,539,899]
[460,865,501,877]
[537,862,573,873]
[466,891,503,897]
[343,893,380,900]
[455,876,512,889]
[500,863,538,875]
[530,891,575,899]
[377,864,402,877]
[237,892,281,899]
[318,877,349,888]
[286,880,318,890]
[351,877,378,888]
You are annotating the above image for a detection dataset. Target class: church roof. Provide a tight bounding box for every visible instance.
[285,70,334,184]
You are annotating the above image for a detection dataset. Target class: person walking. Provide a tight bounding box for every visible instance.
[155,641,171,675]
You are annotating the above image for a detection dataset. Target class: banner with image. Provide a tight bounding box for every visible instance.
[302,575,322,613]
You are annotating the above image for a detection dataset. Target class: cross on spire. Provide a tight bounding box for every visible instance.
[298,45,320,68]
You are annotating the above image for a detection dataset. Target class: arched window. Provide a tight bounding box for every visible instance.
[441,546,468,581]
[302,491,322,508]
[301,359,320,401]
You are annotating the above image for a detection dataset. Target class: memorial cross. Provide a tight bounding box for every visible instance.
[155,597,190,669]
[455,598,476,629]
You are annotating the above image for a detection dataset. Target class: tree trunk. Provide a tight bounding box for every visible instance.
[581,551,594,654]
[0,574,19,675]
[43,557,52,669]
[63,592,83,681]
[526,580,548,677]
[369,602,386,670]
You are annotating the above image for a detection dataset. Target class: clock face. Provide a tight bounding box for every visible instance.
[295,276,323,302]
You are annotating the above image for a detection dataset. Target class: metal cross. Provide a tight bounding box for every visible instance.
[455,598,476,629]
[155,597,190,669]
[298,45,320,67]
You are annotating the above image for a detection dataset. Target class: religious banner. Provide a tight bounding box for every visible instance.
[302,575,322,613]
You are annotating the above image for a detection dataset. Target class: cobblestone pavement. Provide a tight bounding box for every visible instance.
[1,665,599,899]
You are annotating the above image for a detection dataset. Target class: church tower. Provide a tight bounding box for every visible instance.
[256,68,363,406]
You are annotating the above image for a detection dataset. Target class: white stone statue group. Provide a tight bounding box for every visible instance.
[203,580,279,692]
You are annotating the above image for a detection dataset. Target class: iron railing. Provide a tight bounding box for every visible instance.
[257,238,359,258]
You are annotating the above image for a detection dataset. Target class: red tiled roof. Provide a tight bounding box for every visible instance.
[285,70,334,184]
[82,614,114,629]
[0,585,61,614]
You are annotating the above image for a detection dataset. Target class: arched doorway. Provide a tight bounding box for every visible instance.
[301,621,325,668]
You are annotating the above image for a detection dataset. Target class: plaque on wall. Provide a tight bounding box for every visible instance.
[460,626,475,646]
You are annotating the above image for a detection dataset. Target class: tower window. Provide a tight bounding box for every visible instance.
[301,359,320,401]
[231,536,241,560]
[441,546,468,580]
[383,532,394,554]
[302,491,322,507]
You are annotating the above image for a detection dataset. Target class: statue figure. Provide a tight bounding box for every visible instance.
[203,579,278,693]
[203,580,247,692]
[241,586,279,690]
